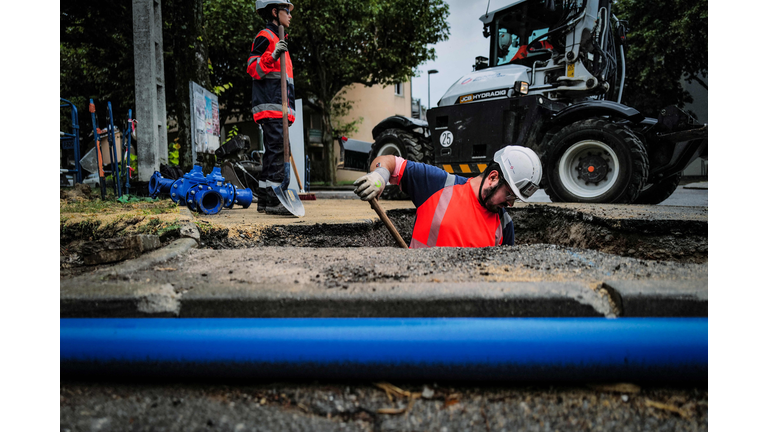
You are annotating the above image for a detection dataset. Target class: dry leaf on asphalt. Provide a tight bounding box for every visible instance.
[587,383,642,394]
[645,398,690,419]
[444,393,461,408]
[373,383,423,415]
[377,407,407,415]
[373,382,412,398]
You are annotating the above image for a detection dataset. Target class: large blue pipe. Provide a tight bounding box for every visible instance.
[60,318,707,382]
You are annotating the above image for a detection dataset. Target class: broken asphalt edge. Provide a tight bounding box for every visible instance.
[66,207,200,282]
[59,206,707,319]
[60,278,707,319]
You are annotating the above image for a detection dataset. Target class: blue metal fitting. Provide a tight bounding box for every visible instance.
[186,184,224,214]
[148,171,175,198]
[204,166,253,209]
[231,185,253,209]
[169,164,206,204]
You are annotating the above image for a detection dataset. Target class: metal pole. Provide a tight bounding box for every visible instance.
[427,70,439,109]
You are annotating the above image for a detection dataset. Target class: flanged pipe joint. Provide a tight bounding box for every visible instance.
[186,184,224,215]
[206,165,253,209]
[169,164,206,204]
[186,166,252,214]
[148,171,175,198]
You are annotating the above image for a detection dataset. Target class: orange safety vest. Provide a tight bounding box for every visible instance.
[511,40,554,61]
[247,24,296,124]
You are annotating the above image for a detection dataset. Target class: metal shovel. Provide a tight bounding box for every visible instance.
[271,24,305,217]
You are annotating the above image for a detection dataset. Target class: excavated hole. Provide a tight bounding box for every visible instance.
[200,206,707,264]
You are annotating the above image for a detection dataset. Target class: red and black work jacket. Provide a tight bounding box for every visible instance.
[247,22,296,124]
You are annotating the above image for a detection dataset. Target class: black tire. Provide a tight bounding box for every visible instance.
[368,128,434,200]
[633,172,682,204]
[543,119,649,203]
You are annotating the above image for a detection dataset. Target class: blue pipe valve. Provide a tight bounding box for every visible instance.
[169,164,206,204]
[148,171,175,198]
[187,184,224,215]
[201,166,253,210]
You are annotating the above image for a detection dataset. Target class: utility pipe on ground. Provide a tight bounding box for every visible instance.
[60,318,707,382]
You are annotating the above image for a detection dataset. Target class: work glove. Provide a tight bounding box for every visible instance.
[281,162,291,191]
[271,40,289,61]
[353,168,390,201]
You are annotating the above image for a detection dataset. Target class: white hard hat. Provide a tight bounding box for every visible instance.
[256,0,294,11]
[498,29,519,50]
[493,145,542,202]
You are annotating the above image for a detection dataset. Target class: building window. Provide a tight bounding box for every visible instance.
[394,82,403,96]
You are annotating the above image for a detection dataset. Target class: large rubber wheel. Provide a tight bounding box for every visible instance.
[367,128,433,200]
[634,172,682,204]
[544,119,649,203]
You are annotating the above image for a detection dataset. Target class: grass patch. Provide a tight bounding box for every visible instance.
[60,197,178,216]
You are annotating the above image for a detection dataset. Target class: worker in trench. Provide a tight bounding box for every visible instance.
[353,146,542,248]
[247,0,296,215]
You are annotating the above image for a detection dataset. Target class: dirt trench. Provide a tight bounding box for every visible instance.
[194,206,706,264]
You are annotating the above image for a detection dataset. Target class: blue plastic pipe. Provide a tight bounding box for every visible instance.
[60,318,707,381]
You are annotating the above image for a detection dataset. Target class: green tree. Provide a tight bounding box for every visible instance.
[203,0,262,120]
[164,0,212,170]
[289,0,450,184]
[60,1,135,134]
[61,0,450,184]
[614,0,708,118]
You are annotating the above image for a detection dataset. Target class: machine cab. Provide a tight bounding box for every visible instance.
[483,0,568,69]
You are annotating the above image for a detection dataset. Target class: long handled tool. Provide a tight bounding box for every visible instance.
[89,99,107,200]
[269,25,305,217]
[369,198,408,249]
[289,154,316,200]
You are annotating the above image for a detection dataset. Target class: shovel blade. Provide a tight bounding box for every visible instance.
[272,186,305,217]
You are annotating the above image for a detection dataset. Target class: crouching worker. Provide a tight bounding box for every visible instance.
[353,146,541,248]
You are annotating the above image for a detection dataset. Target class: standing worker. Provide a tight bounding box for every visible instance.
[247,0,296,215]
[353,146,542,248]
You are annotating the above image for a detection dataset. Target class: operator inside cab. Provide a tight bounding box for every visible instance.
[498,27,554,66]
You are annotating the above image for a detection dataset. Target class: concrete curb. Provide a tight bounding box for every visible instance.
[60,280,614,318]
[59,276,707,319]
[602,279,707,317]
[65,207,200,283]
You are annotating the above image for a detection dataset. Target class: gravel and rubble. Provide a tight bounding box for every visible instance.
[60,381,708,432]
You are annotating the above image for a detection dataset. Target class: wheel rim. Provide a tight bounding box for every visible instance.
[558,140,620,198]
[377,143,402,158]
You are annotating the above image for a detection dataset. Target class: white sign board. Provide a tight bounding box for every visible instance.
[288,99,305,191]
[189,81,221,162]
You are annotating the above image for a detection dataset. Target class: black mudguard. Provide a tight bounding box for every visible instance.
[550,100,645,126]
[371,115,430,141]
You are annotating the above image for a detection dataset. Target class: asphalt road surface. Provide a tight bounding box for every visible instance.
[61,380,707,432]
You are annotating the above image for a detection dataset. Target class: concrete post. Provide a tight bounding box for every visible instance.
[133,0,169,182]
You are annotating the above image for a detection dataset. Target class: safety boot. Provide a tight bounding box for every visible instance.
[256,187,267,213]
[265,188,293,216]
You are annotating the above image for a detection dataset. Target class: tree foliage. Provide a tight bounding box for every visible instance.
[60,1,135,134]
[289,0,450,183]
[60,0,450,183]
[203,0,263,119]
[614,0,708,118]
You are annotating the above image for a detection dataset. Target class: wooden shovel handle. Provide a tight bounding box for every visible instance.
[278,26,290,163]
[370,198,408,249]
[290,154,303,189]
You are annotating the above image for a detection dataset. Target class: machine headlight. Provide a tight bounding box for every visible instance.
[515,81,529,95]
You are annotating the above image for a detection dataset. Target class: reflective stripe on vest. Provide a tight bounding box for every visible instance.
[255,29,293,79]
[415,174,457,248]
[252,103,296,119]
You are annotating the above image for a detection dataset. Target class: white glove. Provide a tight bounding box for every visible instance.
[353,168,390,201]
[271,40,288,61]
